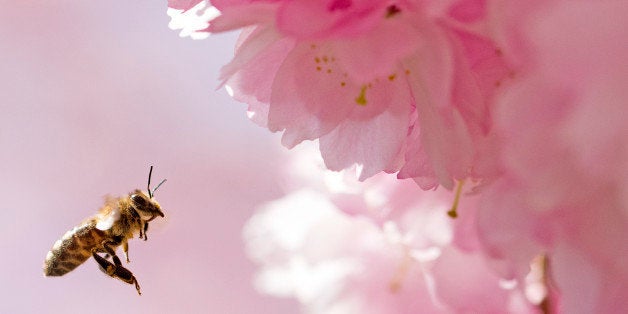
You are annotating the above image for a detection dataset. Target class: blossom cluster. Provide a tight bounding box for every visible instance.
[168,1,628,313]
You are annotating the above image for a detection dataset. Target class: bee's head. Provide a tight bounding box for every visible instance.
[130,191,164,221]
[130,166,166,221]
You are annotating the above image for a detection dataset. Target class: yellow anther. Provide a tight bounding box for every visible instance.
[355,86,368,106]
[447,180,465,218]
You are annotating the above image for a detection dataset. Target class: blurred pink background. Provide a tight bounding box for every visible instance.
[0,1,298,313]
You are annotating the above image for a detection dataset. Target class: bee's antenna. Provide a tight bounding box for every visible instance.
[151,179,167,197]
[147,166,166,199]
[147,166,154,198]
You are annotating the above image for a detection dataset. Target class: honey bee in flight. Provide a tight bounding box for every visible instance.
[43,166,167,295]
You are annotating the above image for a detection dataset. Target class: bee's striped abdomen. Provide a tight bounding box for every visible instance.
[43,220,106,276]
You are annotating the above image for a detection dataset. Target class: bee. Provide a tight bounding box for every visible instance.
[43,166,167,295]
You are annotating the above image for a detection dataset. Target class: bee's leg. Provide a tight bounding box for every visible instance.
[92,251,142,295]
[122,240,130,263]
[143,222,149,241]
[100,240,122,266]
[138,222,144,240]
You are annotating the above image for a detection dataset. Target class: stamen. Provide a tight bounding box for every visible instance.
[355,85,368,106]
[538,255,553,314]
[389,248,413,293]
[447,180,465,218]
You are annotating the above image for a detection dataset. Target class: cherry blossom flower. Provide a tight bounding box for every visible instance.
[168,0,512,188]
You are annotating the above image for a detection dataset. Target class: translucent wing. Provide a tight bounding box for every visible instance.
[95,198,121,231]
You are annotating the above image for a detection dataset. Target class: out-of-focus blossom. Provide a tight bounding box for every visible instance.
[476,2,628,313]
[169,0,512,188]
[244,144,537,313]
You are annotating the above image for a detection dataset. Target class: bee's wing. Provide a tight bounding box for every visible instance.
[95,206,121,231]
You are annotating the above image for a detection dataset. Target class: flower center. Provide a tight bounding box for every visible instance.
[310,44,412,108]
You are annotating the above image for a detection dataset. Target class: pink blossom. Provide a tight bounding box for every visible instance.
[170,0,512,186]
[244,145,538,313]
[475,2,628,313]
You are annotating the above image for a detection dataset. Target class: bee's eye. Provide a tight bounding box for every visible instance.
[131,194,146,206]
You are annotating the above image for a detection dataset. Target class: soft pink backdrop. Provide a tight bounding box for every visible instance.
[0,1,298,313]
